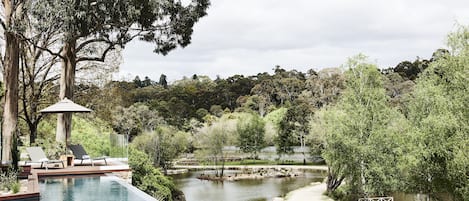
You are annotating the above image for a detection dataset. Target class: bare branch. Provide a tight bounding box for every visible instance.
[18,33,64,59]
[0,19,6,30]
[76,38,109,52]
[76,43,115,63]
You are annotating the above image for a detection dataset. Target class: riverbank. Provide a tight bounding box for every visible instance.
[171,169,326,201]
[196,167,302,181]
[273,182,333,201]
[173,165,328,171]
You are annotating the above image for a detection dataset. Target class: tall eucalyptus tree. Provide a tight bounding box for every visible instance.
[31,0,210,144]
[1,0,27,162]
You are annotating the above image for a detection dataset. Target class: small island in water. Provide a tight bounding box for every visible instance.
[196,167,302,182]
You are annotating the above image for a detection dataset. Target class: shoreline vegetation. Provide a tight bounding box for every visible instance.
[173,164,328,171]
[195,167,302,181]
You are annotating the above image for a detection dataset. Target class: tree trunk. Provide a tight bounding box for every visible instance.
[326,167,344,193]
[220,154,225,178]
[301,134,306,165]
[28,122,38,145]
[56,40,76,145]
[1,31,20,162]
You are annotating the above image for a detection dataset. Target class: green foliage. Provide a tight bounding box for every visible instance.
[392,59,430,80]
[405,25,469,201]
[263,107,287,145]
[195,108,209,120]
[276,103,312,158]
[308,109,327,157]
[112,103,164,138]
[221,159,322,166]
[264,107,287,127]
[70,116,112,157]
[32,138,66,159]
[275,122,297,156]
[236,113,266,158]
[33,117,66,158]
[131,126,189,172]
[36,116,57,140]
[303,68,346,108]
[196,115,237,176]
[210,105,223,117]
[10,181,20,194]
[321,55,406,197]
[196,119,234,156]
[31,0,210,54]
[34,115,111,157]
[0,168,18,193]
[128,148,175,201]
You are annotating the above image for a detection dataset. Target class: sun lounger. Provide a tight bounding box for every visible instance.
[25,147,65,170]
[69,144,107,166]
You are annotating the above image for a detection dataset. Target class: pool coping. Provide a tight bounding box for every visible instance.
[37,174,157,201]
[0,164,132,201]
[104,175,158,201]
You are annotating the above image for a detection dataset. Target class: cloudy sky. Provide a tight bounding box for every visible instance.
[119,0,469,81]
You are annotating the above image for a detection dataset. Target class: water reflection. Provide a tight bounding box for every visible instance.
[39,176,147,201]
[171,170,325,201]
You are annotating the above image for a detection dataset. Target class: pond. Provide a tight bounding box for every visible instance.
[171,169,326,201]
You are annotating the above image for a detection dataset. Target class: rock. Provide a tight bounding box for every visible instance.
[172,189,186,201]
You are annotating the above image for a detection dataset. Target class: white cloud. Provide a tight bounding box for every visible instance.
[120,0,469,81]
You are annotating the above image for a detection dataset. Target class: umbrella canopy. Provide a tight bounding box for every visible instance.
[40,98,92,113]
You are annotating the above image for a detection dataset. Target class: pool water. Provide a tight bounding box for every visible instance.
[39,175,156,201]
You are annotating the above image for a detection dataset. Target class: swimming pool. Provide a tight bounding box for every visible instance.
[39,175,157,201]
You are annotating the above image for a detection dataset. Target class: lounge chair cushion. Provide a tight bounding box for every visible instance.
[82,155,91,159]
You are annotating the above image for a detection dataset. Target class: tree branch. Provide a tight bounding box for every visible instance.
[76,38,109,52]
[76,43,115,63]
[19,33,65,59]
[0,19,6,30]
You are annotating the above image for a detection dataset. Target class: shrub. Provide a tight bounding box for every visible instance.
[128,148,177,201]
[71,116,111,157]
[0,168,18,193]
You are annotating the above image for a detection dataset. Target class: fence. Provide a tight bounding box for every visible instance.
[110,133,128,158]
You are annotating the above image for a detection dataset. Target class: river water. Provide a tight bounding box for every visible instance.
[171,170,325,201]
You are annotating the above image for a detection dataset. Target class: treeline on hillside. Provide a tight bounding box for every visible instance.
[78,48,443,132]
[10,47,442,148]
[80,43,467,201]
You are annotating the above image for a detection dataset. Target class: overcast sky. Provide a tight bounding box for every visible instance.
[119,0,469,81]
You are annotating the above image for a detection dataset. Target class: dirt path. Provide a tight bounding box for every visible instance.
[284,182,333,201]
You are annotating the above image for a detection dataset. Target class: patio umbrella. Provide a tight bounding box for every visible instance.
[40,98,92,113]
[40,98,92,146]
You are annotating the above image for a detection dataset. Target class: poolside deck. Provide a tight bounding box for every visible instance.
[31,163,130,177]
[0,159,131,201]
